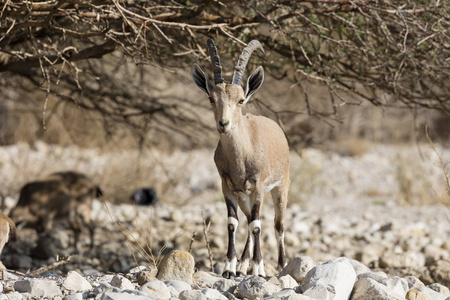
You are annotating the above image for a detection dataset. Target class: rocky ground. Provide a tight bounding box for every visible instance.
[0,142,450,299]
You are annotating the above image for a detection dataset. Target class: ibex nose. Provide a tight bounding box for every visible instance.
[219,120,230,128]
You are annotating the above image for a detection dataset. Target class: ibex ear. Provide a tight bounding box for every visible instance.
[192,64,214,96]
[244,66,264,103]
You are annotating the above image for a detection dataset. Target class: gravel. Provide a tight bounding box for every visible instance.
[0,142,450,299]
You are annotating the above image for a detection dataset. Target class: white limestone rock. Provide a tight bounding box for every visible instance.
[14,279,62,298]
[300,257,356,300]
[352,278,404,300]
[280,256,316,282]
[140,280,171,300]
[63,271,93,292]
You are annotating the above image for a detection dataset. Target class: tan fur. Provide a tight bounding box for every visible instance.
[203,81,289,276]
[193,40,290,277]
[9,171,101,250]
[0,213,16,270]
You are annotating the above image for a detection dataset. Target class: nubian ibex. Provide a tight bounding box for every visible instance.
[9,171,102,251]
[192,39,290,278]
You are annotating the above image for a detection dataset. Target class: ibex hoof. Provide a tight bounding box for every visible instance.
[222,271,235,279]
[236,271,246,277]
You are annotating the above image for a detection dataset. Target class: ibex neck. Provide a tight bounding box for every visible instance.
[218,115,250,156]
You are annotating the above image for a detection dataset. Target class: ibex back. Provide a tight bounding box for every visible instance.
[9,171,101,251]
[192,39,290,278]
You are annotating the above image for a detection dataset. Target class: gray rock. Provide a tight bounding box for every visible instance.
[201,288,228,300]
[300,257,356,300]
[14,279,62,297]
[93,283,122,295]
[0,292,22,300]
[99,292,152,300]
[279,275,298,289]
[140,280,170,300]
[379,251,426,269]
[357,272,388,285]
[348,258,371,275]
[280,256,316,282]
[352,278,404,300]
[63,293,84,300]
[430,260,450,289]
[386,277,408,298]
[428,283,450,297]
[283,294,316,300]
[137,270,157,285]
[212,278,236,293]
[179,290,207,300]
[82,269,101,276]
[2,270,19,280]
[165,280,191,295]
[111,274,135,290]
[404,276,425,289]
[63,270,92,292]
[408,287,447,300]
[193,271,221,287]
[303,284,331,300]
[157,250,195,284]
[355,243,385,265]
[263,288,296,299]
[237,275,281,300]
[109,257,130,273]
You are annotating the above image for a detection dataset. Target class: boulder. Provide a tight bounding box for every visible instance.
[279,256,316,282]
[300,257,356,300]
[157,250,195,284]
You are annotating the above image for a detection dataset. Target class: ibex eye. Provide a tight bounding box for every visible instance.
[209,97,215,104]
[238,99,245,105]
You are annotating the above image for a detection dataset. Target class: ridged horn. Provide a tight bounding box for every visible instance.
[207,39,224,84]
[231,40,265,86]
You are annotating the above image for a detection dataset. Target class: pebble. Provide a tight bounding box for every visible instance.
[62,270,92,292]
[111,274,135,290]
[0,255,449,300]
[140,280,171,300]
[237,275,281,300]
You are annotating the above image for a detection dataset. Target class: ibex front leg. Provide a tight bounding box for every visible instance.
[223,195,239,279]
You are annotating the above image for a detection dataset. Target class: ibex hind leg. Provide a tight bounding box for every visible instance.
[271,186,287,269]
[237,225,253,276]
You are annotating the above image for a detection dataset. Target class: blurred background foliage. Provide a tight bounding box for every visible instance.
[0,0,449,150]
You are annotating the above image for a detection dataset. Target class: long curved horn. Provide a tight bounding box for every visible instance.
[231,40,265,86]
[207,39,224,84]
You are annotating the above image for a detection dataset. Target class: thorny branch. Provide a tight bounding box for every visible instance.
[0,0,449,144]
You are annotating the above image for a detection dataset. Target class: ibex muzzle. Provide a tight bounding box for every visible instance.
[192,39,290,278]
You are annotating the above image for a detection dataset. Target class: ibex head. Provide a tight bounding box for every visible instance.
[192,39,265,134]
